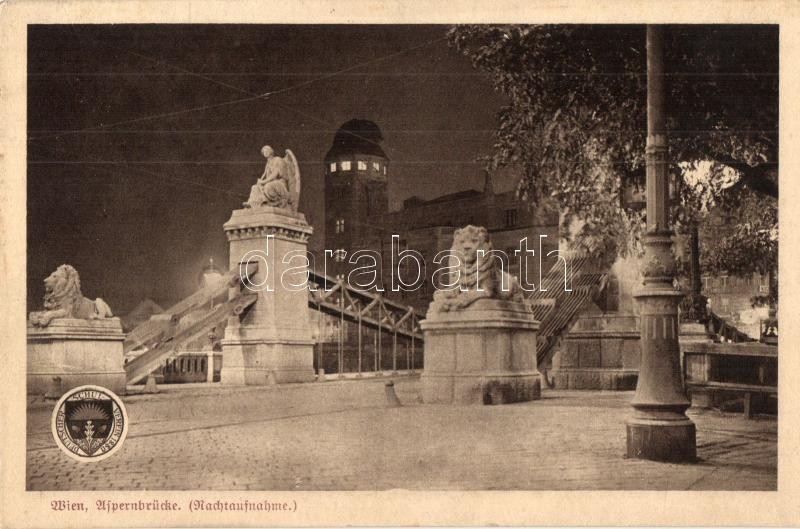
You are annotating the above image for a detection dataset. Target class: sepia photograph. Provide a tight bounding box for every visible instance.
[2,2,796,526]
[22,21,779,491]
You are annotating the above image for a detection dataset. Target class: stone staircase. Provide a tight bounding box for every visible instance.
[123,263,258,384]
[125,292,257,384]
[529,252,610,370]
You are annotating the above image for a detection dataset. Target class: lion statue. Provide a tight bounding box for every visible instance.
[432,225,525,312]
[29,264,114,327]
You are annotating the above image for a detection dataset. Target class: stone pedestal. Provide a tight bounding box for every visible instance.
[421,299,541,405]
[627,287,696,462]
[27,318,126,396]
[679,323,714,408]
[680,323,711,347]
[679,322,713,408]
[552,311,640,390]
[221,207,316,385]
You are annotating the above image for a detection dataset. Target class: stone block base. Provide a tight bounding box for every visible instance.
[27,318,127,396]
[421,299,541,405]
[551,312,640,390]
[422,372,541,405]
[626,419,696,462]
[551,368,638,391]
[29,372,127,397]
[221,206,316,386]
[221,339,316,385]
[689,388,714,409]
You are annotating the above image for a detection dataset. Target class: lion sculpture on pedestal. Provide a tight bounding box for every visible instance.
[29,264,114,327]
[432,225,525,312]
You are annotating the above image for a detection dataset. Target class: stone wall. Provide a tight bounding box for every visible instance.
[551,312,640,390]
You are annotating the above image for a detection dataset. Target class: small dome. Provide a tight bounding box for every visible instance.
[325,119,388,160]
[202,257,222,275]
[199,258,224,289]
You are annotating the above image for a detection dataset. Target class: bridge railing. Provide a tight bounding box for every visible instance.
[158,351,221,384]
[307,271,423,378]
[124,266,425,385]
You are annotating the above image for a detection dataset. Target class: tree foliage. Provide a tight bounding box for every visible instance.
[448,25,778,267]
[700,188,778,276]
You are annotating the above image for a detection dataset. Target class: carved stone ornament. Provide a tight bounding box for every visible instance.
[639,256,678,281]
[431,225,525,312]
[244,145,301,211]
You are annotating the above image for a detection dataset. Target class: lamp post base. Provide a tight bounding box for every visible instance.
[626,418,696,462]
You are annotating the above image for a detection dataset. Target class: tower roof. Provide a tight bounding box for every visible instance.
[325,119,388,160]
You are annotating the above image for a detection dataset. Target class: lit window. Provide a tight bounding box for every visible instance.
[505,209,519,228]
[330,162,336,172]
[383,165,387,175]
[341,161,351,171]
[335,219,345,234]
[358,160,367,171]
[373,161,380,171]
[334,249,346,263]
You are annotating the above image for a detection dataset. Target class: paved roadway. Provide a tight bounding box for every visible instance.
[26,378,777,490]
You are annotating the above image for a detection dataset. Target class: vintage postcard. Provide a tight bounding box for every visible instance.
[1,0,799,527]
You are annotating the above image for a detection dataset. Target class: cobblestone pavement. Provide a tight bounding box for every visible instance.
[27,378,777,490]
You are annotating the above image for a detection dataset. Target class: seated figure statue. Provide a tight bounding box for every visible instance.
[244,145,301,211]
[432,225,525,312]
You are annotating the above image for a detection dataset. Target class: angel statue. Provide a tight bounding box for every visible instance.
[244,145,301,211]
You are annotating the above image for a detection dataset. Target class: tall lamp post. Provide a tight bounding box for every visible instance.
[627,25,696,462]
[680,221,708,323]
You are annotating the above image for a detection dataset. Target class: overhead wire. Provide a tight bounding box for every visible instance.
[29,29,447,152]
[27,27,447,196]
[31,139,243,196]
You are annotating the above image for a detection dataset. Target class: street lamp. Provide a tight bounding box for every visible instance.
[199,257,224,289]
[626,25,696,463]
[621,168,646,212]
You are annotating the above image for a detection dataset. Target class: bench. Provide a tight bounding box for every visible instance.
[683,342,777,419]
[685,381,777,419]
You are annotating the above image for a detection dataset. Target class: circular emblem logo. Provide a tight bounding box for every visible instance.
[51,385,128,462]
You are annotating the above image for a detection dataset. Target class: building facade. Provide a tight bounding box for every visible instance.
[322,119,560,313]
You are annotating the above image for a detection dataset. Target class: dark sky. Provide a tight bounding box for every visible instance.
[27,25,509,312]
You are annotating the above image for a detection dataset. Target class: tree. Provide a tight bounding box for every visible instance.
[447,25,778,263]
[699,187,778,306]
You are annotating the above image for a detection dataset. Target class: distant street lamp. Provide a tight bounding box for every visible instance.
[200,257,224,289]
[621,167,679,212]
[621,168,646,211]
[680,222,708,324]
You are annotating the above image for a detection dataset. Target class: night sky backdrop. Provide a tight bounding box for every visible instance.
[27,25,511,312]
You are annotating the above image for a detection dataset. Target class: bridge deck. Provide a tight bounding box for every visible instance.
[26,381,776,491]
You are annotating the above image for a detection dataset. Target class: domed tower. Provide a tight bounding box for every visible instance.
[324,119,389,279]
